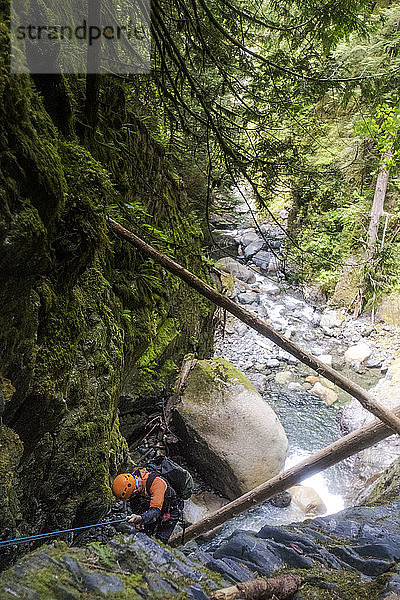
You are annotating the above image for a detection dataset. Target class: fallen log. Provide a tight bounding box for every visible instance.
[211,574,303,600]
[169,404,400,545]
[108,217,400,436]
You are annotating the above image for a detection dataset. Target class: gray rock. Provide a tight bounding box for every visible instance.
[212,500,400,586]
[252,250,272,272]
[203,555,254,583]
[287,356,299,365]
[184,584,213,599]
[365,356,383,369]
[262,284,280,296]
[267,256,281,273]
[382,572,400,597]
[216,257,256,284]
[237,292,260,305]
[344,342,372,363]
[320,310,344,328]
[213,533,286,576]
[287,382,303,391]
[349,360,366,374]
[265,358,280,368]
[243,239,265,259]
[80,570,125,594]
[240,230,259,247]
[1,584,40,600]
[174,357,288,499]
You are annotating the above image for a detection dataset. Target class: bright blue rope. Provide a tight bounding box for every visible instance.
[0,518,128,549]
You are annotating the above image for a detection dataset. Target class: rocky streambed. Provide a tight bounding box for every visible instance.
[211,217,400,518]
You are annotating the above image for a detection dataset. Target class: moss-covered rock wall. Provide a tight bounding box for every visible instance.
[0,16,214,565]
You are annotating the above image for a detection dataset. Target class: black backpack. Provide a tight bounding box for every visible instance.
[144,456,194,500]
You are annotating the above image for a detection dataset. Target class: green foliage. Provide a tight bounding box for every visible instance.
[354,103,400,169]
[264,2,400,303]
[88,542,119,570]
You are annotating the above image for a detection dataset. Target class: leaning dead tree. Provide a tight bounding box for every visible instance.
[108,218,400,435]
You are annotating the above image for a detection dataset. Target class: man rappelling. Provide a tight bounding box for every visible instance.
[112,459,193,543]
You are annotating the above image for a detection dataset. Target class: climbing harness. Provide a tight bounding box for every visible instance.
[0,518,128,549]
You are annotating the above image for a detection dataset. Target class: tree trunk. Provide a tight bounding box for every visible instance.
[366,152,391,259]
[85,0,102,139]
[354,150,392,318]
[169,403,400,546]
[211,574,303,600]
[108,218,400,436]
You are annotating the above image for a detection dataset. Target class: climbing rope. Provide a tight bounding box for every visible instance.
[0,518,129,549]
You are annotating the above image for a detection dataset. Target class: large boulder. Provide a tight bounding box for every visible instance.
[243,239,265,259]
[320,309,345,328]
[252,250,272,272]
[174,358,288,499]
[184,491,229,525]
[215,257,256,284]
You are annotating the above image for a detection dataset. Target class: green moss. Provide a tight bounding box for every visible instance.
[3,542,144,600]
[88,542,120,570]
[0,43,214,553]
[138,318,179,368]
[0,426,23,531]
[363,457,400,506]
[0,377,16,405]
[183,357,258,405]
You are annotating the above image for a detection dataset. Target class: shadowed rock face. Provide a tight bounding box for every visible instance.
[0,32,214,568]
[174,357,288,499]
[1,500,400,599]
[362,457,400,506]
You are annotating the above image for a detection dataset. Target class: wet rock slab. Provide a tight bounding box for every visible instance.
[201,500,400,591]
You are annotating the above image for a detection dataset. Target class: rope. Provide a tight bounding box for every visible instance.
[0,518,128,549]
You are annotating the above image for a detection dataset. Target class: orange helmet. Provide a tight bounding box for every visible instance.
[112,473,139,500]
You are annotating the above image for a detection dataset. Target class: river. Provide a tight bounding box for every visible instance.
[205,211,398,545]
